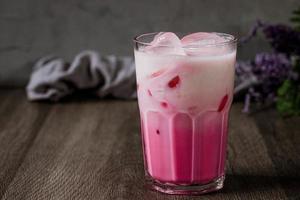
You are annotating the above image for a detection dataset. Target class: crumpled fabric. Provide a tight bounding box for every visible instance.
[26,51,136,101]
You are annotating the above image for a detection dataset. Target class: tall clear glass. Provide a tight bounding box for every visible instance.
[133,32,237,195]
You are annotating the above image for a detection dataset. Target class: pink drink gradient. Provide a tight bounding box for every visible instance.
[134,32,236,187]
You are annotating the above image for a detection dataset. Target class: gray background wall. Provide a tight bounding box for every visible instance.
[0,0,299,86]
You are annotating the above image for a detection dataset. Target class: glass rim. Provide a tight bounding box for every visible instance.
[133,32,238,49]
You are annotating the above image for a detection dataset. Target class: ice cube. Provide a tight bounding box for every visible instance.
[181,32,227,56]
[144,32,185,56]
[181,32,225,46]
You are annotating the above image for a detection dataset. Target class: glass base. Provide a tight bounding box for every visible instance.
[146,175,225,195]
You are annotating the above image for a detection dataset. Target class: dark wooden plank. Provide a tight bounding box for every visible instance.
[254,109,300,199]
[0,90,298,199]
[1,100,144,200]
[223,105,287,200]
[0,90,51,198]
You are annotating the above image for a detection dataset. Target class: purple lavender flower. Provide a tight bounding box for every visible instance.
[236,53,292,112]
[240,20,264,44]
[262,24,300,56]
[240,21,300,56]
[239,10,300,115]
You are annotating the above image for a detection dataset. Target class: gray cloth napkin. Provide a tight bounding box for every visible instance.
[26,51,137,101]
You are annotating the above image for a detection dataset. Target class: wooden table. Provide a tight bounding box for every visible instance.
[0,89,299,200]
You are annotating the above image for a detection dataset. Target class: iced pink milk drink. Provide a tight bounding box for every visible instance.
[133,32,237,194]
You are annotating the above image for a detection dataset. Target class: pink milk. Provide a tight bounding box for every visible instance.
[134,32,236,194]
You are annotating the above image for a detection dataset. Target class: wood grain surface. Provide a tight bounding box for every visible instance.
[0,89,299,200]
